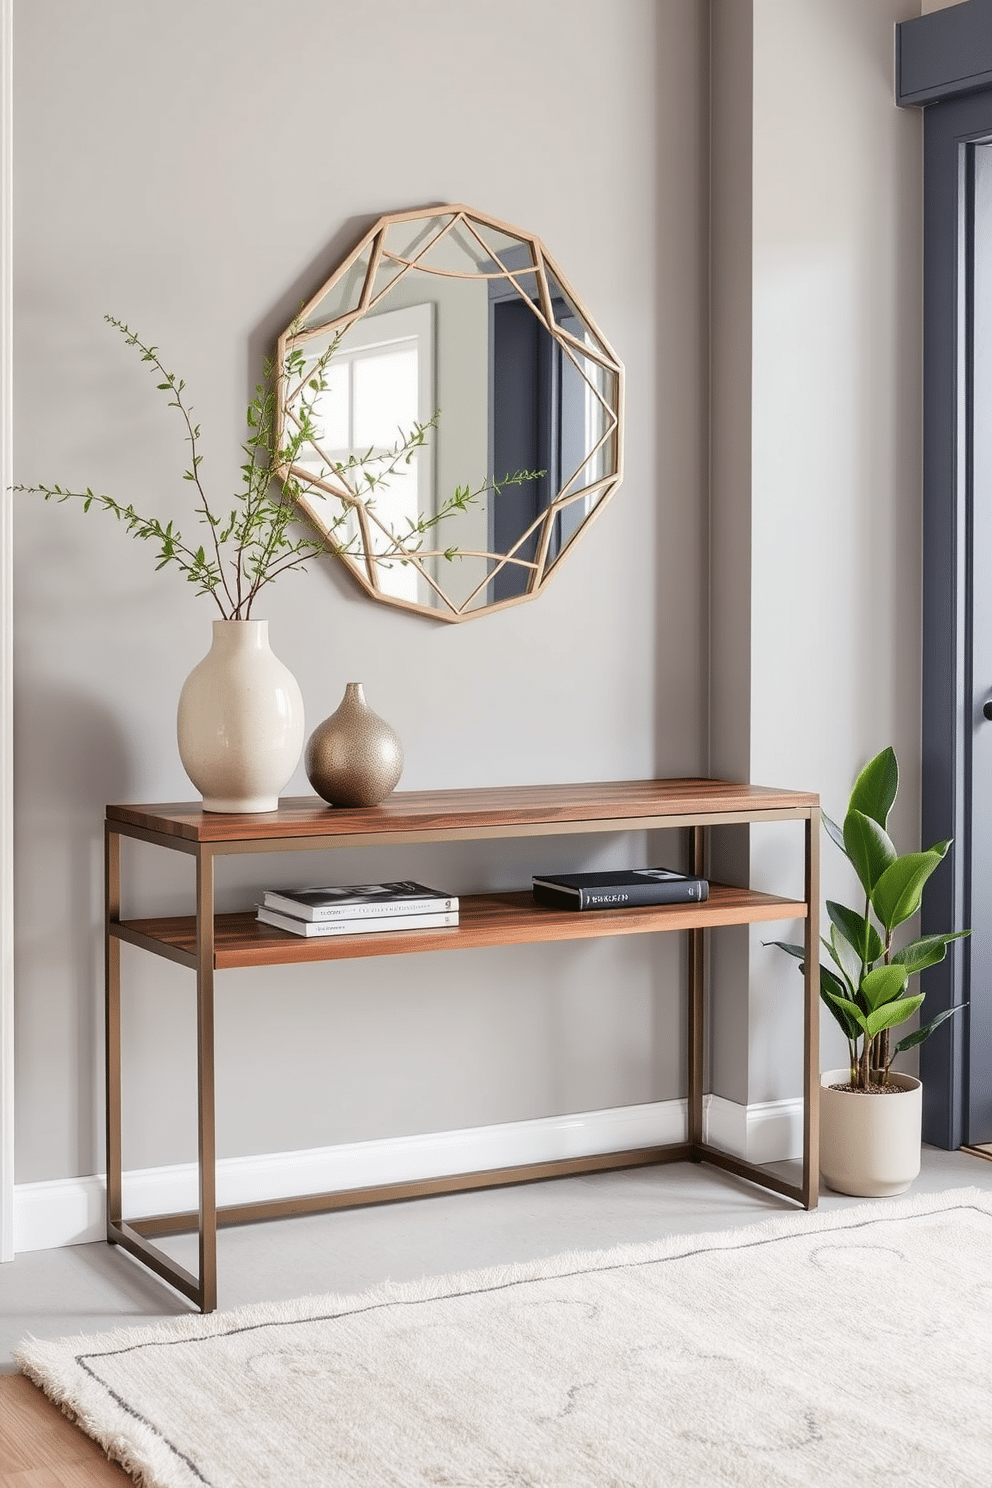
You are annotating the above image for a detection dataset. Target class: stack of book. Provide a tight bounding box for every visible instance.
[532,866,709,911]
[256,881,459,937]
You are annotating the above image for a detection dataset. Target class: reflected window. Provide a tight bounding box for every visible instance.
[306,303,435,601]
[276,206,623,620]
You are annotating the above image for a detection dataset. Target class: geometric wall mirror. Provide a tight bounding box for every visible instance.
[275,204,624,621]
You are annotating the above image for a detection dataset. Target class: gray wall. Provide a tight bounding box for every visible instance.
[12,0,928,1191]
[709,0,924,1101]
[12,0,709,1182]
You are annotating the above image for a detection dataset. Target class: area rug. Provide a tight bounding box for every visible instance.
[16,1187,992,1488]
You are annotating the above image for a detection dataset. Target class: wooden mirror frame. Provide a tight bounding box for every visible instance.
[275,205,624,622]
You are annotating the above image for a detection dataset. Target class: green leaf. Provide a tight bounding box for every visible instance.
[860,964,909,1012]
[870,847,949,933]
[849,748,899,828]
[827,999,864,1043]
[894,1004,966,1053]
[891,931,971,975]
[844,809,897,895]
[817,963,863,1040]
[826,926,861,994]
[865,994,924,1040]
[822,811,848,856]
[825,990,869,1036]
[826,901,883,967]
[764,940,805,962]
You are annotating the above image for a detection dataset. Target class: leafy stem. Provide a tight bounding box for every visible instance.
[103,317,238,616]
[16,317,547,621]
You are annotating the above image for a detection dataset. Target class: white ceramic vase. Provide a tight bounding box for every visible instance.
[177,620,304,813]
[819,1067,923,1198]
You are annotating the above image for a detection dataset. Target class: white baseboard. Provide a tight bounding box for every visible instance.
[705,1093,805,1165]
[12,1094,804,1254]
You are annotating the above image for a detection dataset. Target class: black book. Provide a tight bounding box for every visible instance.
[532,867,709,911]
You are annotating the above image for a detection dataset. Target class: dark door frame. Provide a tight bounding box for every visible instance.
[897,1,992,1147]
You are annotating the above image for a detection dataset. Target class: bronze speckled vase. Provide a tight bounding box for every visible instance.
[304,682,403,808]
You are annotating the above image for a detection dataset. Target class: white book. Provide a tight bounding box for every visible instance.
[256,905,460,938]
[262,881,458,922]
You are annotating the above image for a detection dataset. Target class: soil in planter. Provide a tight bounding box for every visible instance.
[829,1082,908,1094]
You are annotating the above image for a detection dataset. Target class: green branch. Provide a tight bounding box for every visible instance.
[17,316,547,620]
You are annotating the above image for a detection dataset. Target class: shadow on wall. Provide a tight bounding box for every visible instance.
[15,681,135,1176]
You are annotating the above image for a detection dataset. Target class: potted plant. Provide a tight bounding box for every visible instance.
[15,317,522,812]
[769,746,969,1196]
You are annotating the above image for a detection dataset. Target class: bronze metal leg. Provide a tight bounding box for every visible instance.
[105,824,206,1304]
[802,807,821,1208]
[690,812,819,1209]
[105,824,122,1236]
[196,847,218,1312]
[688,825,705,1154]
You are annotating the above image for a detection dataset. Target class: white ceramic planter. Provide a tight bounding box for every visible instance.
[819,1067,923,1198]
[177,620,304,813]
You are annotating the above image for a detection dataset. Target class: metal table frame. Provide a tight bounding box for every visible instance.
[104,781,820,1313]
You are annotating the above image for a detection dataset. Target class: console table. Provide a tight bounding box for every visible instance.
[105,778,820,1313]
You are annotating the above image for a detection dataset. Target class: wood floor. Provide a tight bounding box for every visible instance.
[0,1375,134,1487]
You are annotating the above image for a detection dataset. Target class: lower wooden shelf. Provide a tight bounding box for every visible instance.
[111,883,808,970]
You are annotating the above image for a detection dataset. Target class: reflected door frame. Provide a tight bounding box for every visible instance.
[898,7,992,1147]
[486,258,590,604]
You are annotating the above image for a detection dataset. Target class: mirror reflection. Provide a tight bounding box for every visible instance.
[276,206,624,620]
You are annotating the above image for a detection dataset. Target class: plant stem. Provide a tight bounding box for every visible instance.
[106,318,238,617]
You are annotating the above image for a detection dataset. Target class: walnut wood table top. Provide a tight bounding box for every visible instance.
[107,778,819,845]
